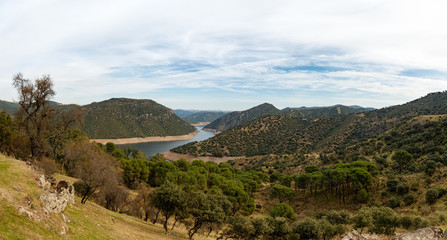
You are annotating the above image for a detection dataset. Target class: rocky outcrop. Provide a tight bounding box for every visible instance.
[342,230,366,240]
[40,180,75,213]
[396,227,443,240]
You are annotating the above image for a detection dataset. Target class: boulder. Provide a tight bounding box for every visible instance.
[40,180,75,213]
[342,230,367,240]
[396,227,443,240]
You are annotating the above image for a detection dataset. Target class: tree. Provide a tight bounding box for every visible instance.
[187,191,230,239]
[222,216,255,240]
[150,182,186,232]
[293,218,320,240]
[13,73,55,159]
[392,150,413,173]
[269,203,296,221]
[270,185,294,203]
[0,111,16,154]
[64,141,119,204]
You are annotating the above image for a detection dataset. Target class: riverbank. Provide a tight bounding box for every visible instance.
[162,151,243,164]
[91,131,198,145]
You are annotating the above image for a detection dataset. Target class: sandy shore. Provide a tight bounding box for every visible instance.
[91,131,198,145]
[162,151,243,163]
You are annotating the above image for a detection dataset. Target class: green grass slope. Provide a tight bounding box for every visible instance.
[83,98,196,139]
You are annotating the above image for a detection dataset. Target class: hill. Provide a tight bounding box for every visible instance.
[0,154,213,239]
[83,98,196,139]
[182,111,229,124]
[173,91,447,157]
[0,99,19,115]
[282,104,373,118]
[204,103,281,132]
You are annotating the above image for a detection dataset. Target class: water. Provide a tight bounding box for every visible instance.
[119,126,214,157]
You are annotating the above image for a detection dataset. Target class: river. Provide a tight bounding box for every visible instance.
[118,126,214,157]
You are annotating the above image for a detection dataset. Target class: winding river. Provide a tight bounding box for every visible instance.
[118,126,214,157]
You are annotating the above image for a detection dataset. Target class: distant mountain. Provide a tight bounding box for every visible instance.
[83,98,196,139]
[172,91,447,157]
[281,105,373,119]
[204,103,281,132]
[182,111,229,124]
[173,109,201,118]
[0,100,19,116]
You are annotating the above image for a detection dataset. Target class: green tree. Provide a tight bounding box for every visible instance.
[222,216,254,240]
[369,207,398,235]
[392,150,413,173]
[268,217,291,240]
[187,191,231,239]
[270,185,294,203]
[294,218,320,240]
[269,203,296,221]
[352,207,372,234]
[0,111,16,154]
[150,182,186,232]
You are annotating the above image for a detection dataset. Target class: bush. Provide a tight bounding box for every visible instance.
[73,180,88,196]
[386,180,399,192]
[355,189,369,203]
[268,217,291,239]
[426,188,439,205]
[269,203,296,221]
[293,218,320,240]
[396,183,409,196]
[403,194,416,206]
[436,187,447,198]
[387,196,401,209]
[399,215,413,230]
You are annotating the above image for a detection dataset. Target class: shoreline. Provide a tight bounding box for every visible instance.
[90,130,198,145]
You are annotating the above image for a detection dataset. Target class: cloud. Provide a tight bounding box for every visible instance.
[0,0,446,110]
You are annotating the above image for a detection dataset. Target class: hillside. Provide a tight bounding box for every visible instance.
[83,98,196,139]
[0,154,215,240]
[204,103,281,132]
[282,104,373,118]
[182,111,228,124]
[0,99,19,115]
[173,91,447,157]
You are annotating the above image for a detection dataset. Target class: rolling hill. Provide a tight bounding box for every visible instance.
[203,103,281,132]
[172,91,447,157]
[182,111,229,124]
[83,98,196,139]
[0,100,19,115]
[282,104,373,118]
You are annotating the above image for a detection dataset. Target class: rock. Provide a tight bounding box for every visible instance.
[38,175,51,190]
[18,206,33,219]
[342,230,366,240]
[396,227,444,240]
[61,226,67,235]
[24,196,33,206]
[40,180,75,213]
[13,185,23,192]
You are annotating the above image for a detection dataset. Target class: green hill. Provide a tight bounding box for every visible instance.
[173,91,447,157]
[182,111,229,124]
[282,104,373,118]
[83,98,196,139]
[204,103,281,132]
[0,100,19,116]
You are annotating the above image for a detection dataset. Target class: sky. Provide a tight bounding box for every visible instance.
[1,0,447,111]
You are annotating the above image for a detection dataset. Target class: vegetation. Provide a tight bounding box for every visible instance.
[83,98,196,139]
[204,103,280,132]
[181,111,228,124]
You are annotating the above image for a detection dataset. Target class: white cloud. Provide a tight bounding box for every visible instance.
[0,0,446,110]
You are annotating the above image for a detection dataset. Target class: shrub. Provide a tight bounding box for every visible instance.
[426,188,439,205]
[269,203,296,221]
[293,218,320,240]
[396,183,409,196]
[387,196,401,209]
[355,189,369,203]
[436,187,447,198]
[386,180,399,192]
[403,194,416,206]
[399,215,413,230]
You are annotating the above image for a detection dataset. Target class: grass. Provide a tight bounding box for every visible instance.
[0,154,214,240]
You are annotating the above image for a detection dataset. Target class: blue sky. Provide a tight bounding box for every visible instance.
[1,0,447,111]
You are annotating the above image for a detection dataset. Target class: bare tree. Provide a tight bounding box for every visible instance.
[13,73,55,159]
